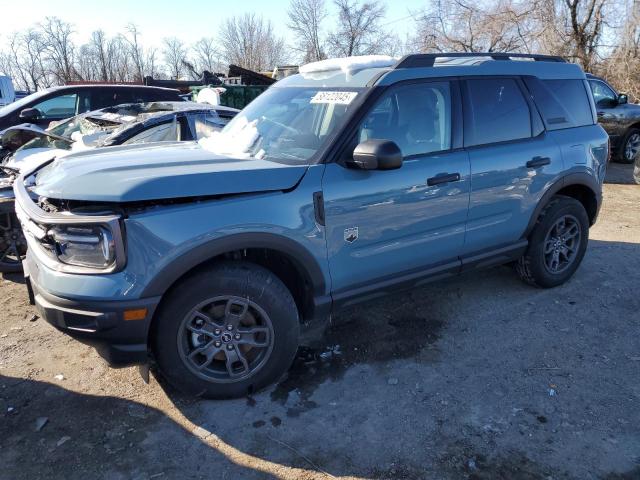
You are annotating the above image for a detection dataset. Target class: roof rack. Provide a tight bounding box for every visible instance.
[394,52,566,69]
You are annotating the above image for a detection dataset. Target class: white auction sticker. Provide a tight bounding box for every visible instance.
[310,91,358,105]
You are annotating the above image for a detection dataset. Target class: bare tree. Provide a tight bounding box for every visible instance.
[288,0,328,62]
[192,37,224,73]
[163,37,187,79]
[327,0,388,57]
[40,17,77,83]
[413,0,541,54]
[122,23,147,81]
[562,0,608,70]
[219,13,286,71]
[599,0,640,99]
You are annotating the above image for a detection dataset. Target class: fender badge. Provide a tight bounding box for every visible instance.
[344,227,358,244]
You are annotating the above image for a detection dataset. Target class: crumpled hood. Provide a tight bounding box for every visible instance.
[6,147,70,172]
[32,142,308,202]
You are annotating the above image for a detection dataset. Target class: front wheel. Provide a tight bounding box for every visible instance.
[634,153,640,185]
[0,212,27,273]
[152,261,300,399]
[516,195,589,288]
[619,128,640,164]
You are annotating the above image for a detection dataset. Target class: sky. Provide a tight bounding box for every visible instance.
[2,0,426,52]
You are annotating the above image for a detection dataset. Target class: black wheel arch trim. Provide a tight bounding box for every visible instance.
[523,172,602,238]
[140,232,329,300]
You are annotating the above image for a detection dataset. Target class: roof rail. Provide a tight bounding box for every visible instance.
[394,52,566,69]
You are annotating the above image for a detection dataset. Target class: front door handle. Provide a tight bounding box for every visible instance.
[526,156,551,168]
[427,172,461,186]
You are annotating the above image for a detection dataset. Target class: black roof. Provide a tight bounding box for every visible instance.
[47,84,180,93]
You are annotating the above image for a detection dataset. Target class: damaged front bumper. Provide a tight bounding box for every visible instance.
[24,253,160,366]
[15,172,157,366]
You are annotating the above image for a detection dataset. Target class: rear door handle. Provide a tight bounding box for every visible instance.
[427,172,461,186]
[526,156,551,168]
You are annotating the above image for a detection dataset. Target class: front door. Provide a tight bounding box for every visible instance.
[322,80,470,301]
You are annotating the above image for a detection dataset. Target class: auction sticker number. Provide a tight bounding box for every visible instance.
[310,91,358,105]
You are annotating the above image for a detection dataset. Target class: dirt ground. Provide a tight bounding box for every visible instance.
[1,163,638,480]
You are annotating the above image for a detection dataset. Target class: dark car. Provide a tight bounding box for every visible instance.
[0,101,239,272]
[0,84,183,131]
[586,74,640,163]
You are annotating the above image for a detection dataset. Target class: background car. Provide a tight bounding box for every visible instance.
[0,76,15,107]
[0,101,239,272]
[587,73,640,163]
[0,84,184,131]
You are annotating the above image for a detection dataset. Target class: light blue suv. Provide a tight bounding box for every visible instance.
[14,53,609,398]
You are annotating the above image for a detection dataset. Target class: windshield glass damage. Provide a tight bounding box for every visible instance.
[19,116,122,152]
[199,86,363,164]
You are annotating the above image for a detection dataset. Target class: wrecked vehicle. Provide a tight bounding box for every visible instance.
[0,101,238,272]
[15,54,608,399]
[0,84,184,131]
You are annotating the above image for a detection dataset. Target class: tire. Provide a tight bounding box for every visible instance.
[634,154,640,185]
[0,212,27,273]
[152,261,300,399]
[618,128,640,164]
[516,195,589,288]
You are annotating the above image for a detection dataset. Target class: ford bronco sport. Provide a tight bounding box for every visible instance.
[14,53,608,399]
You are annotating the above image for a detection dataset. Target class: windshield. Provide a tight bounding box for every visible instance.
[18,116,121,152]
[0,89,50,116]
[199,86,363,164]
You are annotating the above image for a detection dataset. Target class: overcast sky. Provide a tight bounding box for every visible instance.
[3,0,425,50]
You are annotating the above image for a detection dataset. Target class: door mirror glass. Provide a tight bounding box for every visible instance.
[348,139,402,170]
[618,93,628,105]
[19,107,40,121]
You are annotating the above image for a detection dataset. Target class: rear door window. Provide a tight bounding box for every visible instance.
[463,78,531,147]
[524,78,594,129]
[123,119,181,144]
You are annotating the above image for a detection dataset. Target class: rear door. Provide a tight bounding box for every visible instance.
[461,77,563,255]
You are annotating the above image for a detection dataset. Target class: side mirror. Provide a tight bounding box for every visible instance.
[19,108,40,121]
[618,93,628,105]
[348,139,403,171]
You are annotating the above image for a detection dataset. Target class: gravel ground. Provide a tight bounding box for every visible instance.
[0,163,638,480]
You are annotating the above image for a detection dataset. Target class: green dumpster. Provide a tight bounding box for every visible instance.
[190,85,270,110]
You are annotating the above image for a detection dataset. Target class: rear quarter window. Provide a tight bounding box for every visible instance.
[524,78,594,130]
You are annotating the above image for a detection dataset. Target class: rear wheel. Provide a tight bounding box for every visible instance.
[516,196,589,288]
[619,128,640,164]
[152,261,299,399]
[0,212,27,273]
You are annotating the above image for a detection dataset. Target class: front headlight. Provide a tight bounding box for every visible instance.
[48,225,116,269]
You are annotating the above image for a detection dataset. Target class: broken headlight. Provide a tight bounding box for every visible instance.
[48,225,116,269]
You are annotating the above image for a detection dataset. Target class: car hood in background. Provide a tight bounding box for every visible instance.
[0,123,72,151]
[6,148,70,174]
[32,142,308,202]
